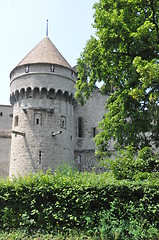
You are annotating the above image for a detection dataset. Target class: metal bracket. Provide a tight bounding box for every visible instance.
[52,130,62,137]
[12,130,25,137]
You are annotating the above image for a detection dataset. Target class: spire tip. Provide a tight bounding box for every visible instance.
[46,19,48,37]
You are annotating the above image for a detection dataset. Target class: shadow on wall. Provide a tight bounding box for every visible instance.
[24,136,37,173]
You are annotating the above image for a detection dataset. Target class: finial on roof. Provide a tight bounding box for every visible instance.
[46,19,48,37]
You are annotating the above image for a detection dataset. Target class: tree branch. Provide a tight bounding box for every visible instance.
[150,0,159,34]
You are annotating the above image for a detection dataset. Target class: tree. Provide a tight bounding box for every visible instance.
[101,146,159,180]
[75,0,159,153]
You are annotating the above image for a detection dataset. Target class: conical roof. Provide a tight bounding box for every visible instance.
[17,37,72,69]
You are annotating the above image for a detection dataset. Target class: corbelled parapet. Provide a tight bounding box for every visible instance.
[9,37,77,177]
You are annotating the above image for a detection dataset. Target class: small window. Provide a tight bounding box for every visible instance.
[61,116,66,128]
[50,64,55,72]
[39,150,42,165]
[77,117,84,138]
[36,119,39,125]
[92,127,96,137]
[34,113,42,126]
[25,65,29,73]
[78,155,82,164]
[0,112,3,116]
[14,115,19,127]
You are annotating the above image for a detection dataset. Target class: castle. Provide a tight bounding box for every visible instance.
[0,35,107,178]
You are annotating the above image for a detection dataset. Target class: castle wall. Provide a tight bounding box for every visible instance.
[0,34,113,178]
[0,105,13,129]
[9,63,75,177]
[10,97,74,176]
[0,132,11,177]
[0,88,109,177]
[74,89,108,171]
[74,149,99,172]
[10,64,76,95]
[0,105,12,178]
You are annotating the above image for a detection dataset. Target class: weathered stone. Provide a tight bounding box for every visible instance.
[0,36,108,178]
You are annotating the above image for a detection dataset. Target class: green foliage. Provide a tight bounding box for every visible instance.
[0,229,93,240]
[75,0,159,151]
[0,168,158,239]
[98,200,159,240]
[101,146,159,180]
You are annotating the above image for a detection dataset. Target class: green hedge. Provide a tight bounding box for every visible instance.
[0,169,158,239]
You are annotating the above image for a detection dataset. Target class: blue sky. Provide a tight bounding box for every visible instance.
[0,0,96,104]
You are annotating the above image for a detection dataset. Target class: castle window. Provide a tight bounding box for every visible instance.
[39,150,42,165]
[0,112,3,116]
[34,113,42,126]
[36,119,39,125]
[92,127,96,138]
[14,115,19,127]
[61,116,66,128]
[50,64,55,72]
[25,65,29,73]
[78,155,82,164]
[77,117,84,138]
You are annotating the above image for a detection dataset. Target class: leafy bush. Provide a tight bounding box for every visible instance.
[0,229,93,240]
[103,146,159,180]
[0,166,158,239]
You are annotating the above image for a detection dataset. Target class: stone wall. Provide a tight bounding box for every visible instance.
[10,96,74,177]
[0,105,13,129]
[0,131,11,178]
[74,88,108,171]
[0,105,12,178]
[0,74,110,177]
[10,64,76,96]
[9,63,76,177]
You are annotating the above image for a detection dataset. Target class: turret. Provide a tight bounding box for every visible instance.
[9,36,77,177]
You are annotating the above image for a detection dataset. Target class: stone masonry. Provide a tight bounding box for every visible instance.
[0,36,107,178]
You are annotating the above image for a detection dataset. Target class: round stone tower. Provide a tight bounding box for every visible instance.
[9,36,76,177]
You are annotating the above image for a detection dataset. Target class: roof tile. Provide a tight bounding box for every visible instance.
[17,37,72,69]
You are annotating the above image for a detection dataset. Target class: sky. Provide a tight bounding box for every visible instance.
[0,0,96,104]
